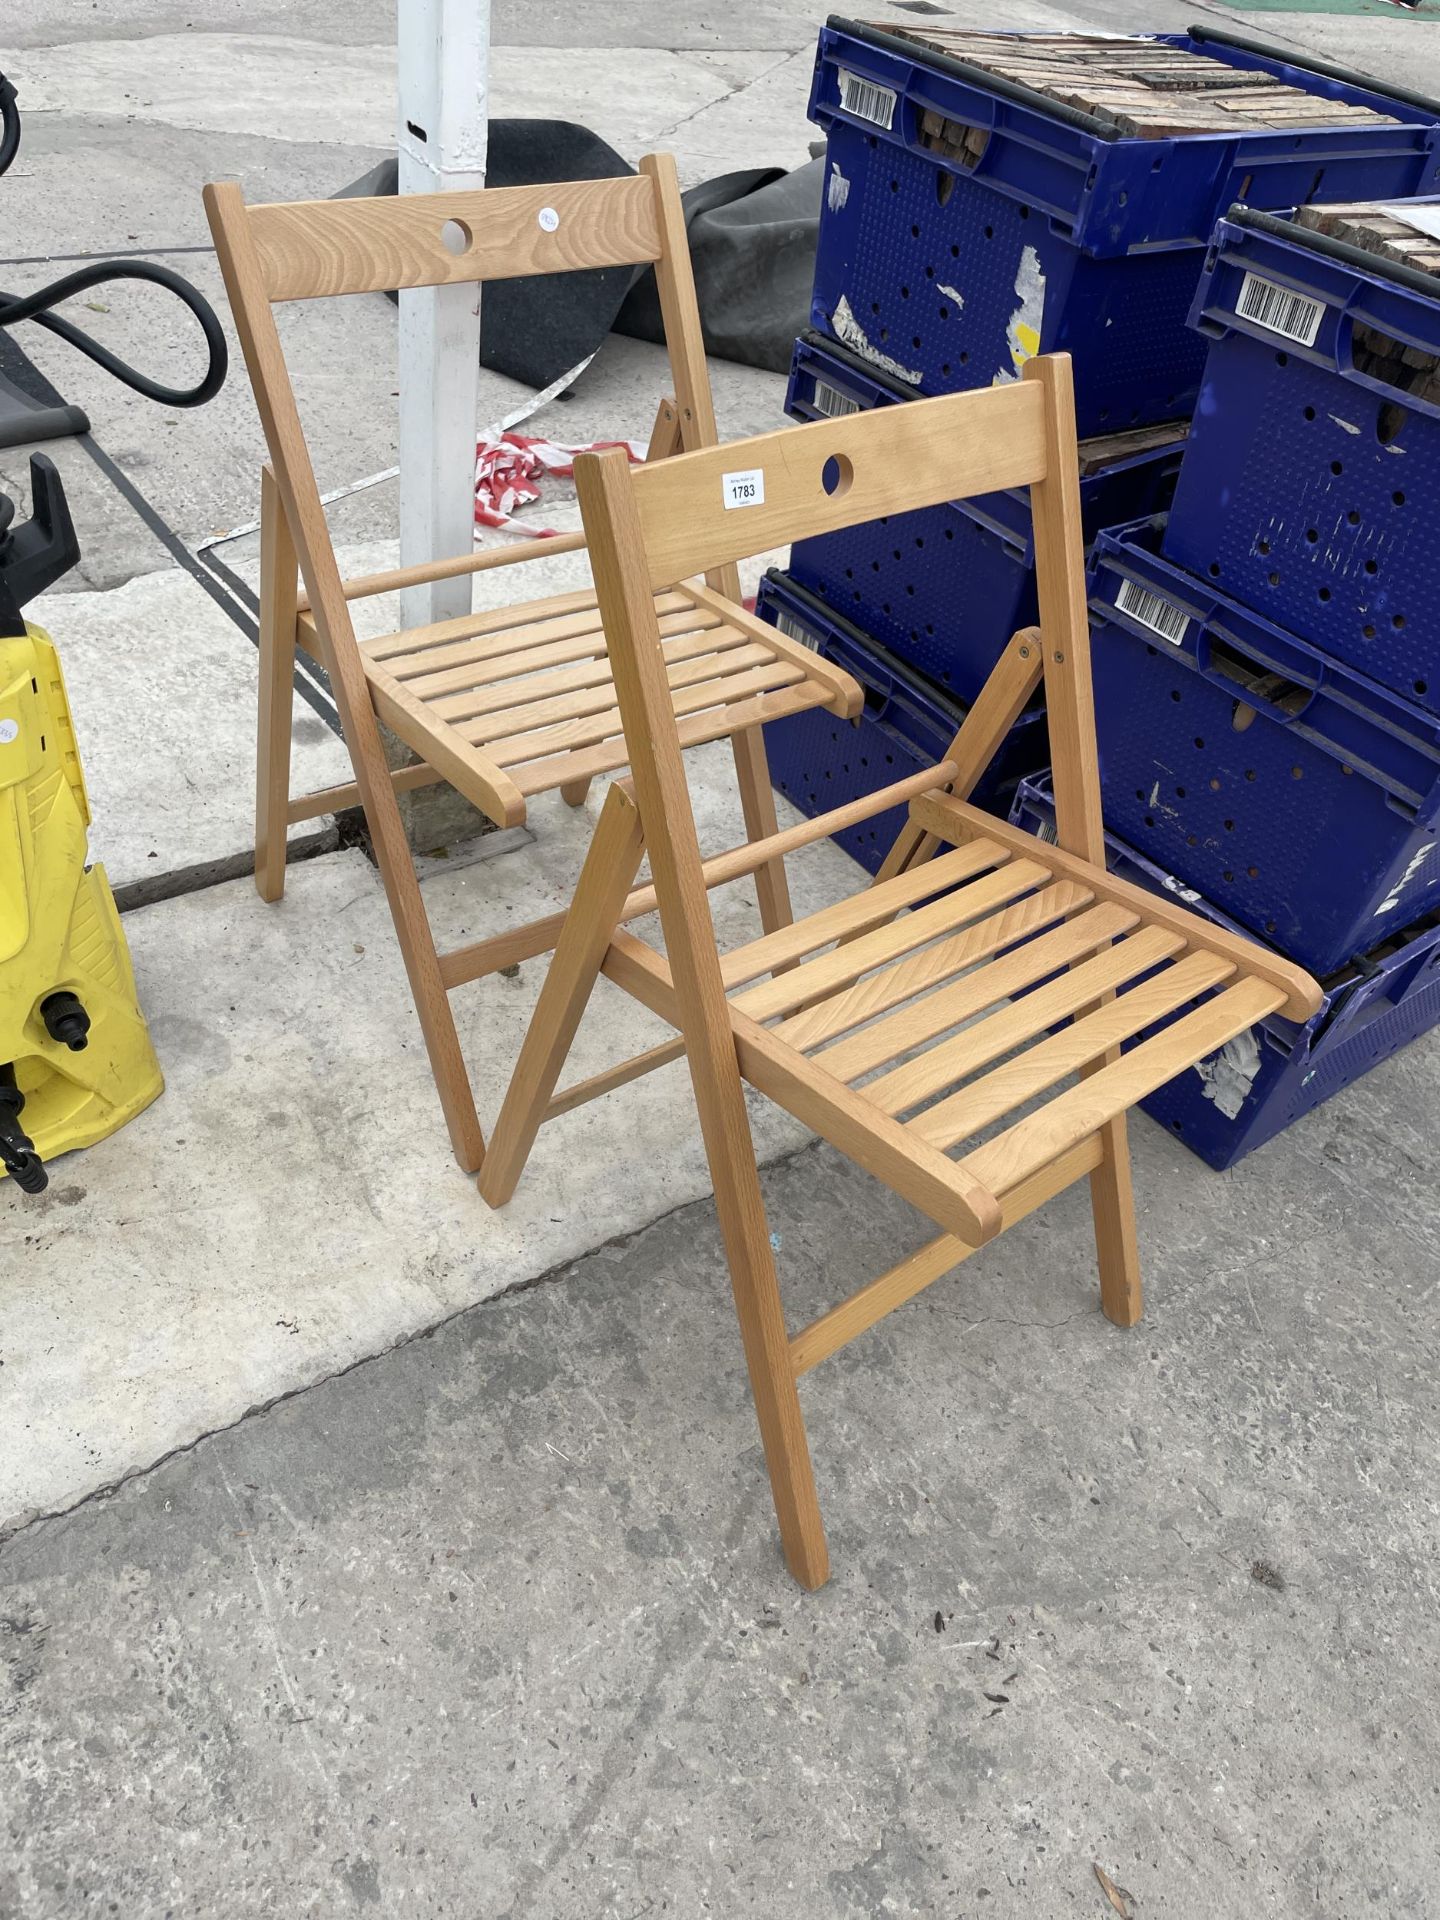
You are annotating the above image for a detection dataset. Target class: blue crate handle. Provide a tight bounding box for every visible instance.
[787,331,908,420]
[1193,629,1319,729]
[1091,517,1440,818]
[1097,556,1322,729]
[843,639,902,721]
[1197,209,1440,428]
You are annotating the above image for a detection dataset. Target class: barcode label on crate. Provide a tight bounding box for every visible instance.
[1115,577,1190,647]
[771,609,819,651]
[1236,271,1324,348]
[1032,813,1059,846]
[837,68,896,129]
[811,378,861,420]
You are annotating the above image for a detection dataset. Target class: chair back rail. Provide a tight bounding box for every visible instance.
[247,175,664,302]
[625,381,1048,593]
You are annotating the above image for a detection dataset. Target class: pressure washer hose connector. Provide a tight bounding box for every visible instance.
[0,1064,47,1194]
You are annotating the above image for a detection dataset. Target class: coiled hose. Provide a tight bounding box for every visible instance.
[0,66,227,408]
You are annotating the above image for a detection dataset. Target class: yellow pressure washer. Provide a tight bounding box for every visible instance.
[0,455,162,1193]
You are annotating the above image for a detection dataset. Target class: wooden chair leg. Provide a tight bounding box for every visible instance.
[560,778,592,808]
[336,705,487,1174]
[1090,1116,1143,1327]
[701,1101,831,1590]
[369,821,488,1174]
[255,463,298,903]
[478,785,646,1207]
[731,724,794,938]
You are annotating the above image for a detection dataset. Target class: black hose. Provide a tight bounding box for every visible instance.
[0,73,18,180]
[0,258,227,408]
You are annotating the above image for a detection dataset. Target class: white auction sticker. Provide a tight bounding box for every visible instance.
[537,206,559,232]
[722,468,765,509]
[0,718,17,744]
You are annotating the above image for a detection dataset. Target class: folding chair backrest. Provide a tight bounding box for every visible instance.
[243,176,667,300]
[623,381,1047,591]
[203,155,727,695]
[576,353,1104,876]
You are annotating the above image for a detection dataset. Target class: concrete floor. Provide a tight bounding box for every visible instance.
[4,0,1440,1912]
[4,1113,1439,1918]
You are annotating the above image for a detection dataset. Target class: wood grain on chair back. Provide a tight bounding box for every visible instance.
[624,380,1049,592]
[233,175,664,303]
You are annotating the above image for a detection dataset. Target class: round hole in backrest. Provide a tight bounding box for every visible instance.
[822,453,854,498]
[440,218,472,256]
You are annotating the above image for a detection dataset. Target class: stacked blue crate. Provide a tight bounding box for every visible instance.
[808,19,1440,434]
[1011,774,1440,1169]
[763,21,1440,881]
[1165,207,1440,704]
[1076,202,1440,1157]
[1087,515,1440,975]
[1089,213,1440,973]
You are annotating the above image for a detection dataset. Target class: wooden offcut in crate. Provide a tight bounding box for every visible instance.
[882,26,1402,141]
[1295,200,1440,399]
[1297,199,1440,273]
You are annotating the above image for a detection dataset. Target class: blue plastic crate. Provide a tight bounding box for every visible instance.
[783,329,1183,699]
[1088,516,1440,975]
[1011,772,1440,1168]
[1165,208,1440,711]
[754,569,1047,874]
[809,19,1440,435]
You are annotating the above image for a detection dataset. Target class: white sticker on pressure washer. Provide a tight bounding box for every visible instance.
[0,719,17,745]
[811,378,861,420]
[722,467,765,510]
[772,609,819,651]
[1115,577,1190,647]
[1236,271,1324,348]
[837,68,896,130]
[537,206,559,232]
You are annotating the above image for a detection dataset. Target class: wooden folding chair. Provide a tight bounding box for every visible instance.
[202,157,861,1173]
[476,354,1323,1589]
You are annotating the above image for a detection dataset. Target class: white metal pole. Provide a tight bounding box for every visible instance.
[397,0,489,628]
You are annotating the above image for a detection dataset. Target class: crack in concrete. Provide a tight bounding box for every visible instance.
[650,45,802,145]
[955,1304,1099,1333]
[112,825,341,913]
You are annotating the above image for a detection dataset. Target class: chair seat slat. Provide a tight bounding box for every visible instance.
[814,901,1136,1085]
[719,841,1012,988]
[508,682,830,797]
[735,860,1055,1027]
[956,977,1287,1196]
[382,604,723,702]
[769,880,1096,1053]
[430,622,751,724]
[458,641,778,747]
[913,948,1238,1150]
[488,659,807,768]
[866,922,1186,1116]
[366,584,616,662]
